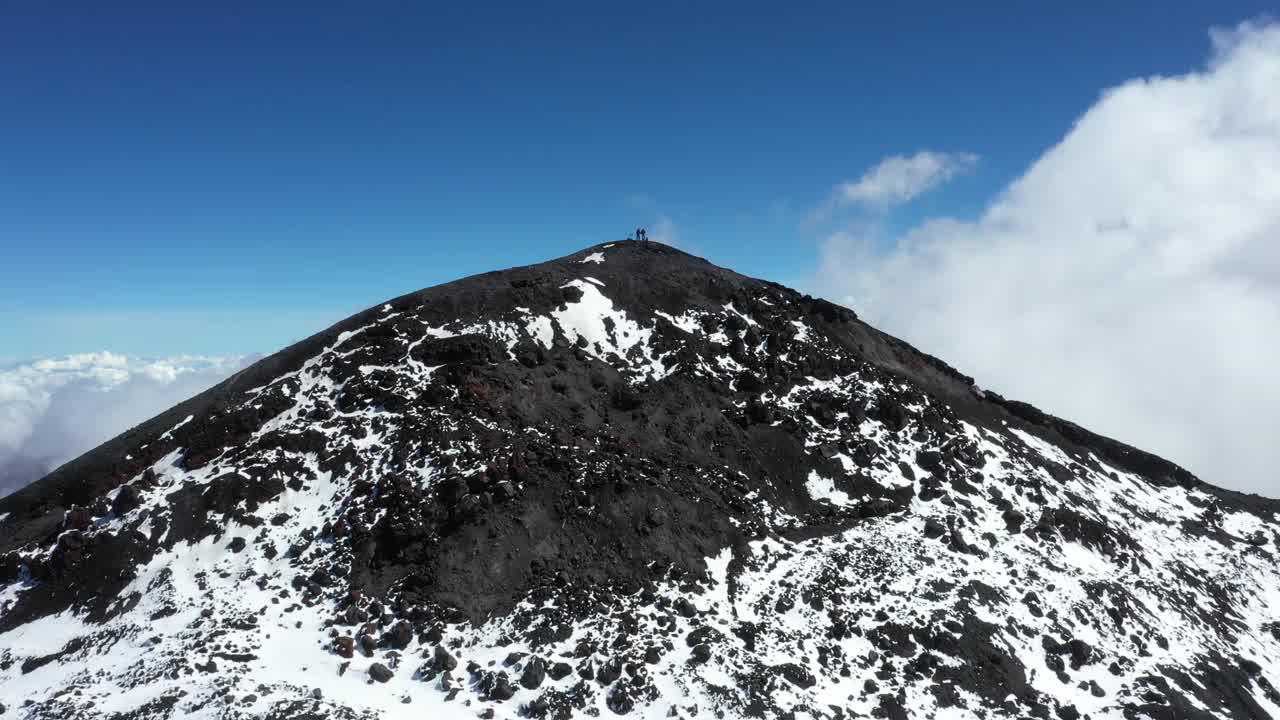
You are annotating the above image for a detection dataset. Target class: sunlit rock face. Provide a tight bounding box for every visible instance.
[1,241,1277,720]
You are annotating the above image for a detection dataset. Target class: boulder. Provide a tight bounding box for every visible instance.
[775,662,816,689]
[596,657,623,685]
[688,644,711,664]
[111,484,143,515]
[1,552,25,582]
[492,481,516,503]
[489,675,515,700]
[646,507,668,527]
[607,686,634,715]
[1003,509,1026,534]
[674,598,698,618]
[438,477,469,505]
[368,663,393,683]
[388,620,413,649]
[746,399,773,424]
[434,645,458,672]
[736,372,766,394]
[65,506,94,531]
[923,518,946,539]
[520,657,546,689]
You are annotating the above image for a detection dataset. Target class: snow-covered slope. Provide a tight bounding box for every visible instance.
[1,241,1277,720]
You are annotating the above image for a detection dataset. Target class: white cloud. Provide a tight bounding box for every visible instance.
[831,151,979,213]
[0,353,247,497]
[815,21,1280,497]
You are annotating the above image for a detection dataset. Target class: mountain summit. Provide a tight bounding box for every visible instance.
[1,241,1277,720]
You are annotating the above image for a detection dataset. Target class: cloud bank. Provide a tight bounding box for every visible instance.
[0,353,247,497]
[815,22,1280,497]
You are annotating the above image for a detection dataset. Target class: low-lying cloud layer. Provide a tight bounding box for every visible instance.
[815,22,1280,497]
[0,353,246,497]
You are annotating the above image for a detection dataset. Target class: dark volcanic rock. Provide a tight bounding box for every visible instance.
[110,484,142,515]
[369,662,393,683]
[520,657,546,689]
[0,240,1275,720]
[433,645,457,672]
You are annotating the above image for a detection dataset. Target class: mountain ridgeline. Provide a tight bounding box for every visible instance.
[1,241,1277,720]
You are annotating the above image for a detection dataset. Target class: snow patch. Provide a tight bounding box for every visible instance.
[158,414,193,440]
[805,470,850,505]
[549,280,670,381]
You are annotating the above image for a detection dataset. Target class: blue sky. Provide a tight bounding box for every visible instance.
[1,1,1274,359]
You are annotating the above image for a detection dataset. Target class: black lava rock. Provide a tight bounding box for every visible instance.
[369,663,393,683]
